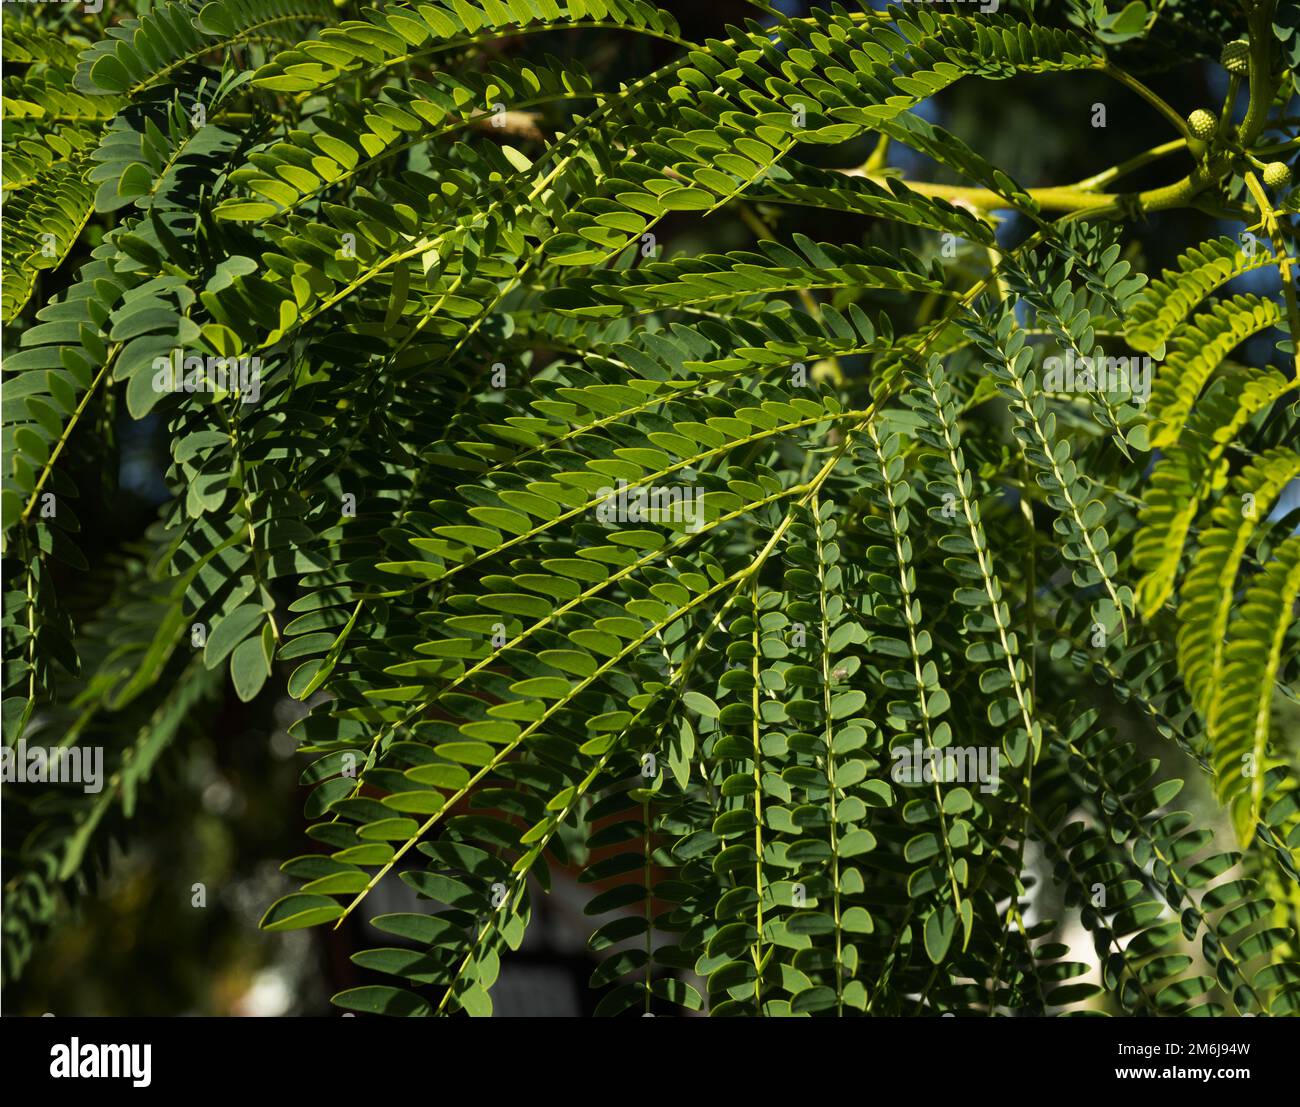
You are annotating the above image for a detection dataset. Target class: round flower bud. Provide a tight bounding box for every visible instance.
[1221,40,1251,74]
[1263,161,1292,189]
[1187,109,1217,141]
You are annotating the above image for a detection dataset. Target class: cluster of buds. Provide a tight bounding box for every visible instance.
[1182,42,1292,194]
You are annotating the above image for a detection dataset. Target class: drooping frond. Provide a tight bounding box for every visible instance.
[1125,235,1279,356]
[72,0,336,98]
[1209,533,1300,846]
[1146,294,1284,449]
[1176,449,1300,706]
[249,0,686,94]
[1134,366,1295,617]
[1,161,96,324]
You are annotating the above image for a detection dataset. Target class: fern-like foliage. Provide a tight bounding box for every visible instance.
[3,0,1298,1015]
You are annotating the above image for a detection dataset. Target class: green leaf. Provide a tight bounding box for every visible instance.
[261,893,344,932]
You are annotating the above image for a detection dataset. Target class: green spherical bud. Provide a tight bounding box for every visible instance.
[1187,109,1217,141]
[1263,161,1292,189]
[1221,40,1251,74]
